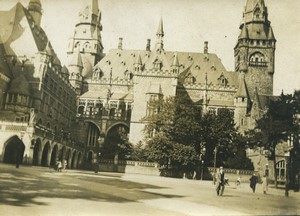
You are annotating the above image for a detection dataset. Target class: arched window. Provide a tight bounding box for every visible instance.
[74,42,80,49]
[109,108,116,119]
[78,106,84,115]
[83,42,90,51]
[276,160,286,181]
[249,52,267,67]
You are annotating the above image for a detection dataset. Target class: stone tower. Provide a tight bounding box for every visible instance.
[28,0,42,27]
[234,0,276,99]
[67,0,104,79]
[68,47,83,95]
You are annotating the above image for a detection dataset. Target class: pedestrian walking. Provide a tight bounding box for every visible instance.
[236,176,241,186]
[57,161,62,172]
[63,159,67,171]
[262,174,268,194]
[216,166,225,196]
[249,173,258,192]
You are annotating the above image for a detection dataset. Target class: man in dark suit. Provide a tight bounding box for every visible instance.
[216,166,225,196]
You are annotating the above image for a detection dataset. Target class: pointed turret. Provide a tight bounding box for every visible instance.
[234,73,251,130]
[253,87,262,109]
[69,47,83,68]
[68,47,83,95]
[134,52,142,72]
[155,17,164,52]
[236,74,249,98]
[268,26,276,40]
[44,41,52,56]
[157,17,164,37]
[239,24,249,40]
[171,53,179,74]
[135,52,142,65]
[171,53,179,67]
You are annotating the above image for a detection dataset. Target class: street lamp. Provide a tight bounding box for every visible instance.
[200,145,206,180]
[213,146,217,185]
[201,160,204,180]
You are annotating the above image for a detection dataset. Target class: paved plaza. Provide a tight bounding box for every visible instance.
[0,164,299,216]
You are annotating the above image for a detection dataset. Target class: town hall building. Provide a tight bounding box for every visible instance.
[0,0,278,174]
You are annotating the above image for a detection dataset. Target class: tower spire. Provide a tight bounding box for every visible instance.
[243,0,268,24]
[92,0,99,16]
[69,47,83,68]
[155,17,164,52]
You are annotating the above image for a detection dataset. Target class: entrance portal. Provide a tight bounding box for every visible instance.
[41,142,50,167]
[3,136,25,165]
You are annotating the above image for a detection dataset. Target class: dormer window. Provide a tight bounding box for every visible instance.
[218,73,228,86]
[153,59,162,70]
[186,73,195,84]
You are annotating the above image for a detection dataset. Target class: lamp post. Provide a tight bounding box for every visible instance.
[201,160,204,180]
[213,146,217,185]
[200,144,206,180]
[95,134,105,173]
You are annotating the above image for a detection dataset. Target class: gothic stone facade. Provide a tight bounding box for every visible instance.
[0,0,278,171]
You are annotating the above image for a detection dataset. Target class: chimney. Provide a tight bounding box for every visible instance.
[146,39,151,51]
[204,41,208,54]
[118,37,123,50]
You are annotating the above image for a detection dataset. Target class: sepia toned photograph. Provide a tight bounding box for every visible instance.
[0,0,299,215]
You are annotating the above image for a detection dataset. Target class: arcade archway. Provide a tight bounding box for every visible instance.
[50,144,58,167]
[104,124,130,160]
[3,136,25,165]
[77,152,82,168]
[32,139,42,166]
[41,142,51,167]
[71,150,77,169]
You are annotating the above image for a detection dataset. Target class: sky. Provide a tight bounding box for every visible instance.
[1,0,299,95]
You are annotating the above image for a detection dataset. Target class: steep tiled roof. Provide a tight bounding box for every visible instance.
[246,23,268,40]
[236,76,249,98]
[94,49,239,87]
[0,2,53,54]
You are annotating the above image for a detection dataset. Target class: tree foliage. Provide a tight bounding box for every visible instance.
[103,125,133,160]
[143,95,201,172]
[200,108,252,169]
[246,92,298,187]
[143,95,253,174]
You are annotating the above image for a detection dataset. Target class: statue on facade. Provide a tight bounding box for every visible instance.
[29,108,36,126]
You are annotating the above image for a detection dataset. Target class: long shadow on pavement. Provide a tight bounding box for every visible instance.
[0,165,183,207]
